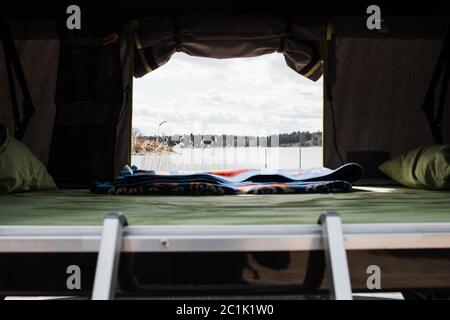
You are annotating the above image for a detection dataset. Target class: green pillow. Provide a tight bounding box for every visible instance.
[379,145,450,190]
[0,124,57,195]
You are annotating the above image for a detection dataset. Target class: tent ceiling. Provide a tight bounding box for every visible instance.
[2,1,450,20]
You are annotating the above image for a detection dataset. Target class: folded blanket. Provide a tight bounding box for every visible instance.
[92,163,362,196]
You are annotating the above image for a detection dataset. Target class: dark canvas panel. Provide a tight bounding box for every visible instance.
[54,44,124,125]
[324,18,450,177]
[47,21,132,185]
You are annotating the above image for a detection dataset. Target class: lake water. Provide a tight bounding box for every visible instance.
[131,147,323,171]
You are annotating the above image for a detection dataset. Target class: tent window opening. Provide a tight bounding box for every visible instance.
[131,52,323,171]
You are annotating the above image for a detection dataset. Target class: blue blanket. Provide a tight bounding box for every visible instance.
[92,163,363,195]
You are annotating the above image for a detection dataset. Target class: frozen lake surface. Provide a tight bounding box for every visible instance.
[131,147,323,171]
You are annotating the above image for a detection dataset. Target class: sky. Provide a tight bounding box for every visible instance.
[132,52,323,137]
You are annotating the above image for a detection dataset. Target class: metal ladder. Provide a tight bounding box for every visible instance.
[91,212,352,300]
[318,212,353,300]
[91,213,128,300]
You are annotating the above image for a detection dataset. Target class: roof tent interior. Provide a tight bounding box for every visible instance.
[0,4,449,186]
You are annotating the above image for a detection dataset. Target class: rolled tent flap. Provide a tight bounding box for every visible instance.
[133,15,324,81]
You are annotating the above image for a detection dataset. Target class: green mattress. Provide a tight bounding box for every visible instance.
[0,187,449,225]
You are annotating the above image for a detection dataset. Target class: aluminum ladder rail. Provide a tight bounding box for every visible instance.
[319,212,353,300]
[92,213,128,300]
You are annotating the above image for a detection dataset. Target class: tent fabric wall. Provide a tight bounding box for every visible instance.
[0,19,59,165]
[324,18,450,178]
[1,18,132,185]
[133,15,324,81]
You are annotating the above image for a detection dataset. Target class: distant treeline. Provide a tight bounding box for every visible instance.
[134,129,322,148]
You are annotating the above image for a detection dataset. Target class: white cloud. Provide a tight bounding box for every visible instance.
[132,52,323,136]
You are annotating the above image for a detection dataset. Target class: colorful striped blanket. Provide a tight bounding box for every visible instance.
[92,163,363,196]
